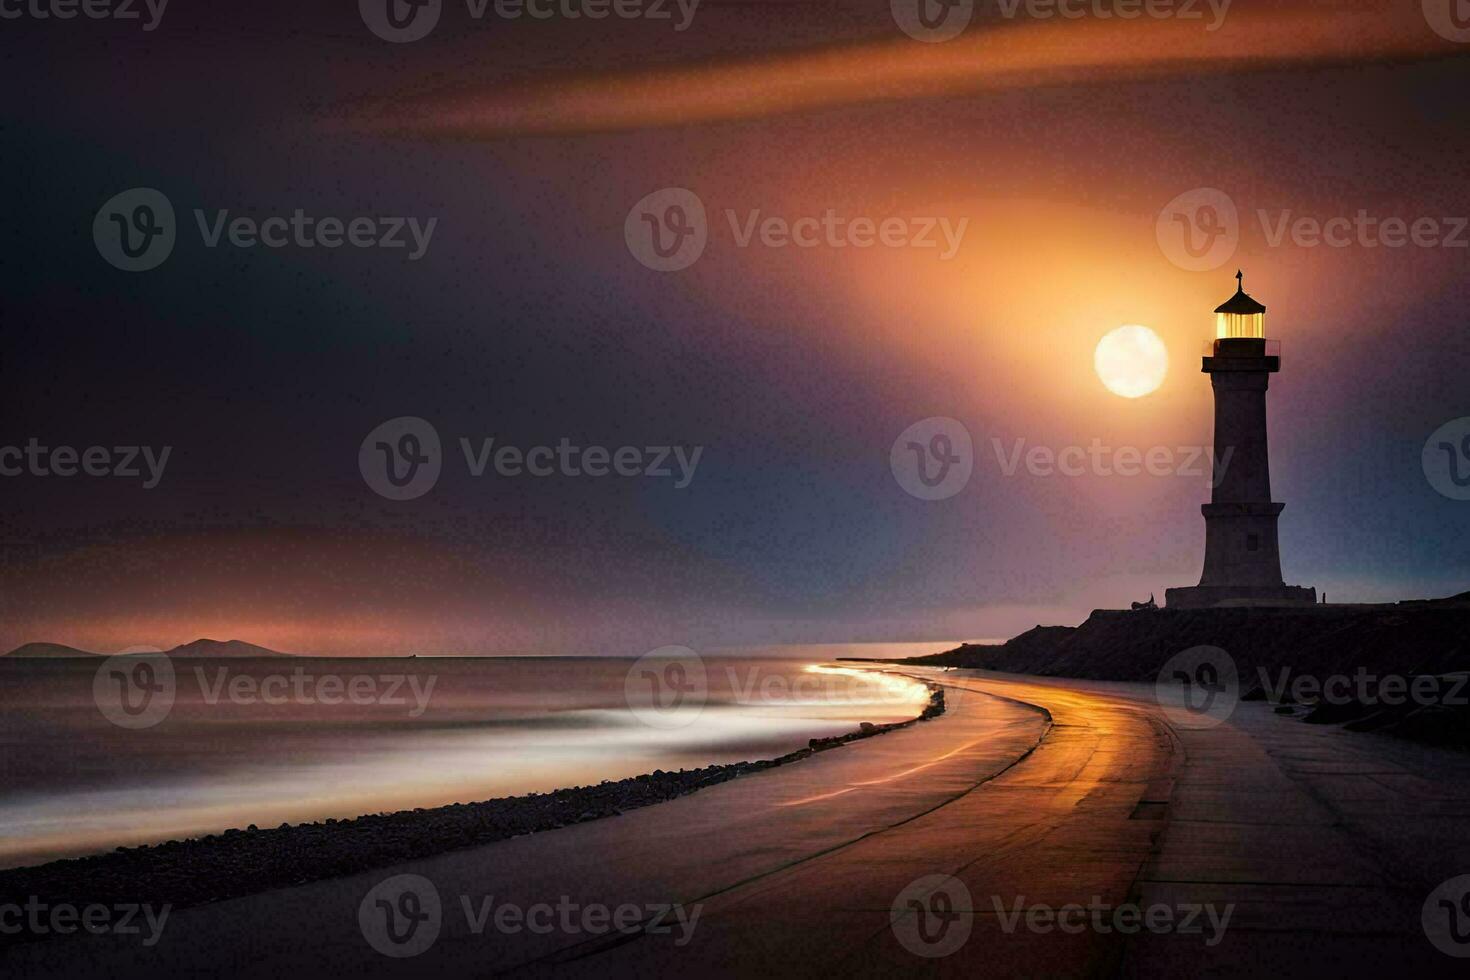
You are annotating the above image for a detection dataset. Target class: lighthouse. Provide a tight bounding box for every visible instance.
[1166,273,1317,609]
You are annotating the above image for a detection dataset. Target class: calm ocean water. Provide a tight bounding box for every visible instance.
[0,643,955,869]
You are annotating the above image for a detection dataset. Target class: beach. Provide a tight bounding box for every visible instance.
[0,651,938,869]
[5,665,1469,977]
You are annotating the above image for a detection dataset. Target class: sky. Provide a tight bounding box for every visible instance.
[3,0,1469,655]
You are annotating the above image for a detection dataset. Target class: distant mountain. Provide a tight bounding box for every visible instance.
[166,639,294,658]
[2,642,100,658]
[3,639,295,658]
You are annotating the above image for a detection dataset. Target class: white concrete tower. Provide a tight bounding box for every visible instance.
[1166,273,1317,608]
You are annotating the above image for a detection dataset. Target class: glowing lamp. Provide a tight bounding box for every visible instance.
[1214,269,1266,339]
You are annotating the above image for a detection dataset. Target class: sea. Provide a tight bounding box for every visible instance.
[0,643,956,869]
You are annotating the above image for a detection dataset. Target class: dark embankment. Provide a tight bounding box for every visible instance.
[903,594,1470,748]
[0,686,944,947]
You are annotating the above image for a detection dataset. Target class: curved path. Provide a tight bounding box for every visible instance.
[5,667,1469,977]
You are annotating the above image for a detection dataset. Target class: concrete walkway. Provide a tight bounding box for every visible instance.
[5,668,1469,977]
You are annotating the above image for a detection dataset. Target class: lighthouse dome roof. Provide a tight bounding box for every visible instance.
[1215,271,1266,315]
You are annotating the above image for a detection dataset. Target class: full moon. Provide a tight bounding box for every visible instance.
[1094,324,1168,398]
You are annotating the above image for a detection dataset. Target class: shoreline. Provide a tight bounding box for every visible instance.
[0,679,945,946]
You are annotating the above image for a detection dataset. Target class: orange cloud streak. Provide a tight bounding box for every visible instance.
[344,7,1464,137]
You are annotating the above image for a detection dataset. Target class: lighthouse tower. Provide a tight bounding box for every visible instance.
[1165,273,1317,609]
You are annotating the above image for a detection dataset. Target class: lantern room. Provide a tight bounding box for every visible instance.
[1215,270,1266,339]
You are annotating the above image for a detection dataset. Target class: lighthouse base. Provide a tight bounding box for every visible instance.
[1165,584,1318,609]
